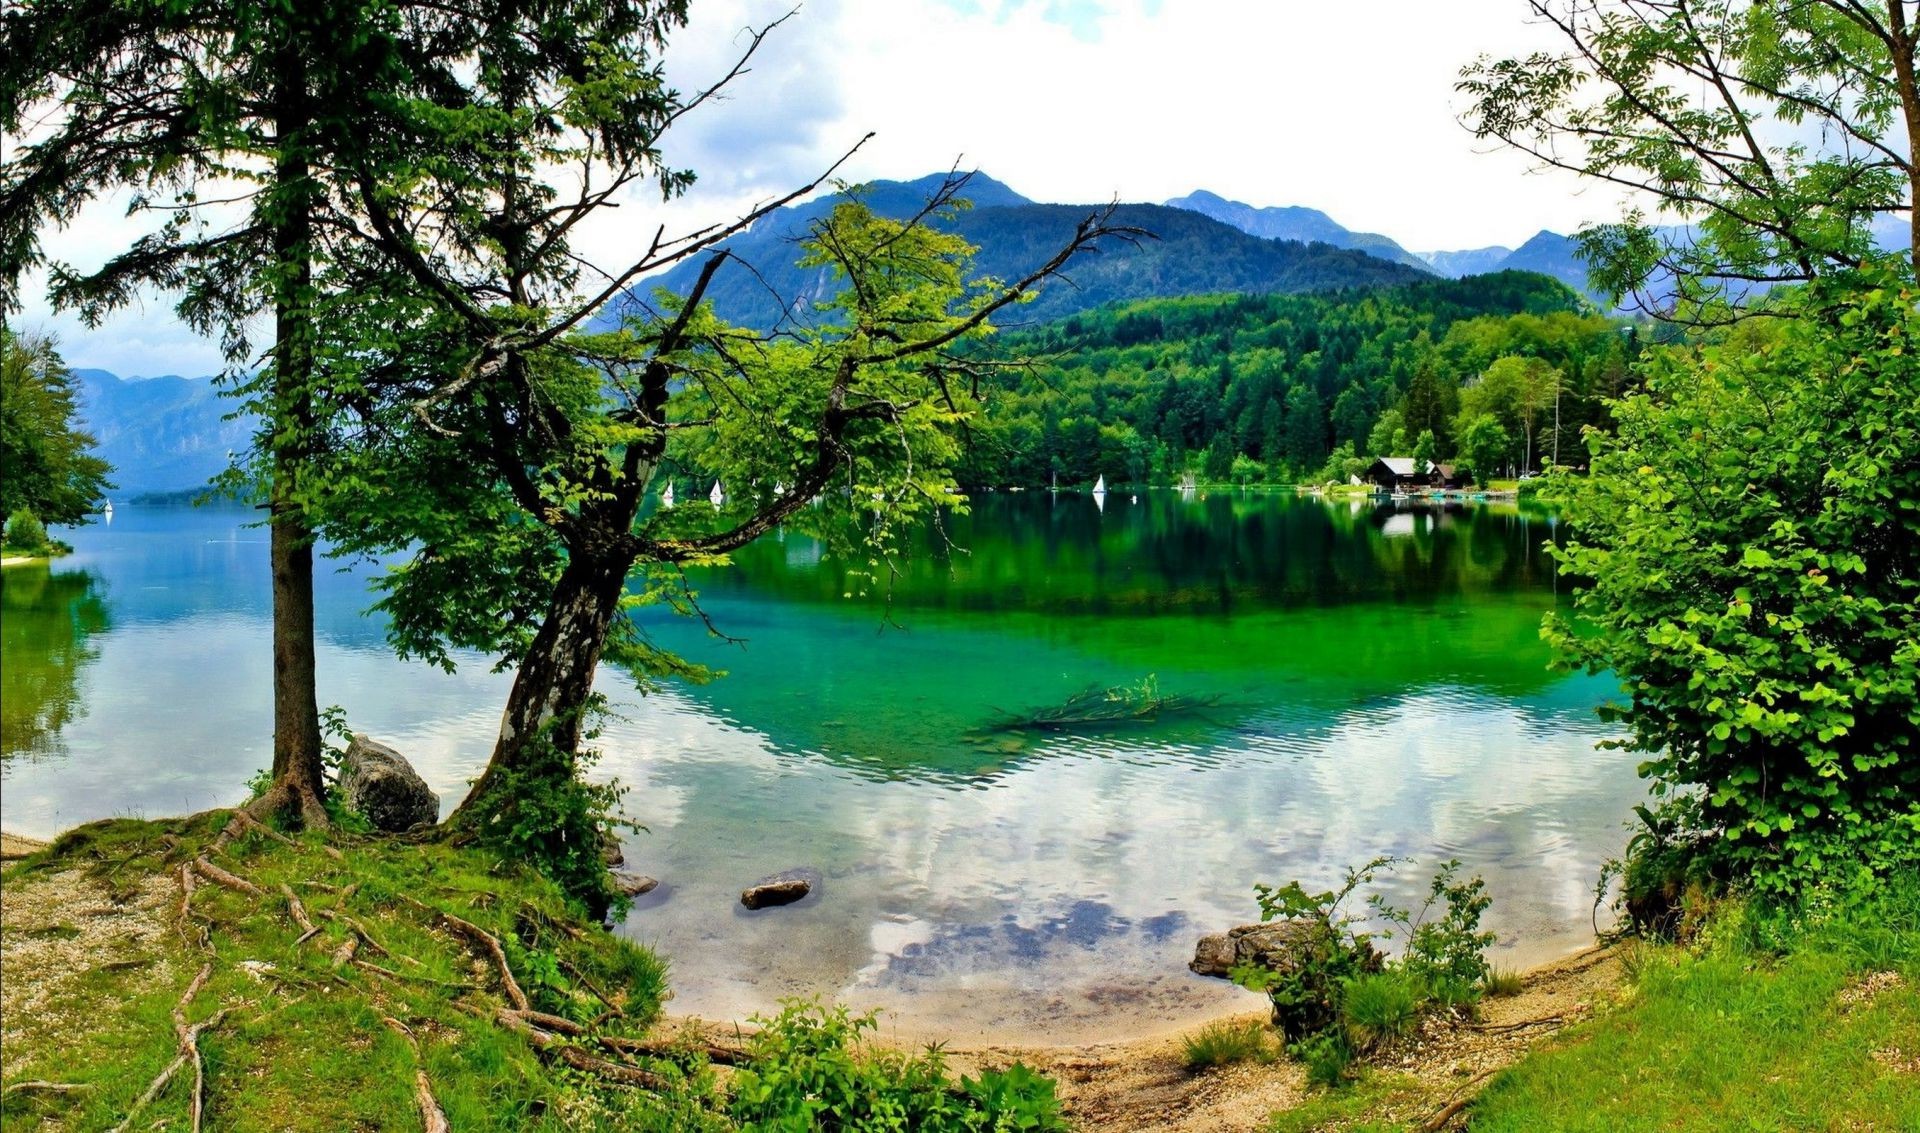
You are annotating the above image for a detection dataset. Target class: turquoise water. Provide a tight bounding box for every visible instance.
[0,493,1638,1042]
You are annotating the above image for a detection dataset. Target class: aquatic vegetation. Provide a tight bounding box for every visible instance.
[984,675,1222,733]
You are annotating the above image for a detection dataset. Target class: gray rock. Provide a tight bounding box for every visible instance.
[611,871,657,898]
[1188,918,1338,978]
[599,830,625,866]
[741,868,820,910]
[339,734,439,832]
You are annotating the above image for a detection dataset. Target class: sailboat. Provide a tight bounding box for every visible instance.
[1092,475,1106,495]
[709,480,724,507]
[102,500,114,521]
[661,482,675,508]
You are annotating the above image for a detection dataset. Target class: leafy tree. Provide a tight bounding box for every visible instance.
[1462,0,1920,312]
[1456,414,1513,485]
[1545,276,1920,894]
[0,0,429,825]
[1412,429,1438,475]
[0,330,110,527]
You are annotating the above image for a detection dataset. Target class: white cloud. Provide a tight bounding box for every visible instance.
[23,0,1623,373]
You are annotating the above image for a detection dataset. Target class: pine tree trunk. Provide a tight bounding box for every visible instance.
[452,552,629,823]
[248,44,328,830]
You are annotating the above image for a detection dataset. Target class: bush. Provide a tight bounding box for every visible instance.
[727,1001,1066,1132]
[1546,275,1920,898]
[1181,1019,1273,1070]
[1233,858,1499,1083]
[4,508,47,550]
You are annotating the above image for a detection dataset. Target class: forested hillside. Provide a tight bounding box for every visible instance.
[962,271,1640,487]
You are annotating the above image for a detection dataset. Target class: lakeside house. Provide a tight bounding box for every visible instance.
[1365,456,1437,491]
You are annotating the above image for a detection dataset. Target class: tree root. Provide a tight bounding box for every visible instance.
[331,935,361,971]
[354,960,477,992]
[1470,1013,1568,1034]
[599,1033,752,1067]
[1417,1067,1501,1133]
[113,963,232,1133]
[405,899,529,1011]
[495,1010,670,1090]
[3,1080,94,1096]
[279,883,321,946]
[243,780,331,834]
[193,857,264,897]
[379,1017,450,1133]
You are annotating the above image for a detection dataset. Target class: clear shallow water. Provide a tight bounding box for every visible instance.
[1,494,1639,1043]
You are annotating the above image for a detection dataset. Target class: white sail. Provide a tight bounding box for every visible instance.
[661,482,675,508]
[710,480,724,506]
[1092,475,1106,494]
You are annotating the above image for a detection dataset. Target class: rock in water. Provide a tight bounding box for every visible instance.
[740,868,820,910]
[339,734,439,832]
[611,871,658,898]
[599,830,626,866]
[1188,919,1350,978]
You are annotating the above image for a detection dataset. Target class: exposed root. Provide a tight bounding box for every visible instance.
[318,908,401,961]
[242,780,332,835]
[1417,1067,1502,1133]
[330,935,361,971]
[192,857,264,898]
[113,963,231,1133]
[600,1033,752,1067]
[410,900,529,1012]
[353,960,476,992]
[380,1017,450,1133]
[279,883,320,945]
[1470,1014,1568,1034]
[3,1080,94,1095]
[212,811,302,855]
[496,1010,670,1090]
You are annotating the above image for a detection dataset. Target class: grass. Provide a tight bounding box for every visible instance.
[1481,966,1524,998]
[0,812,680,1131]
[1339,971,1425,1051]
[1465,901,1920,1132]
[1181,1018,1275,1070]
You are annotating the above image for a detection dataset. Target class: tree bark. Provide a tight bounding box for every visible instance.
[250,41,328,830]
[452,549,630,822]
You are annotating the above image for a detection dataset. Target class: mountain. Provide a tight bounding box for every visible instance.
[1492,230,1592,293]
[1162,190,1434,272]
[1417,246,1513,278]
[604,174,1433,332]
[73,370,253,496]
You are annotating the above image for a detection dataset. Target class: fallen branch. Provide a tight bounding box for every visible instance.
[193,857,264,897]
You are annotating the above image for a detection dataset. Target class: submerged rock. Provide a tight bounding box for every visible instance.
[611,870,658,898]
[741,868,820,910]
[339,735,439,832]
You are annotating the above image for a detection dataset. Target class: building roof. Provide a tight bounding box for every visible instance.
[1374,456,1421,476]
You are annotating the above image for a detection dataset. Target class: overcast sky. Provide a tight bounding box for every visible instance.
[18,0,1620,377]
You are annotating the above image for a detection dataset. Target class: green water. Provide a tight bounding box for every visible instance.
[0,492,1637,1042]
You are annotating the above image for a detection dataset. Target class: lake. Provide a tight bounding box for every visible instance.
[0,492,1638,1044]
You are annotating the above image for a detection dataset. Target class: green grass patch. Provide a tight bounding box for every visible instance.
[1465,884,1920,1132]
[1181,1018,1275,1070]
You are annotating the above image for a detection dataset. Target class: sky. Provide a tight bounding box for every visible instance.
[16,0,1616,377]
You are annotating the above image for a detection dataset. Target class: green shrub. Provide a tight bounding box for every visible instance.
[1181,1019,1273,1070]
[728,1001,1066,1132]
[1545,276,1920,899]
[1291,1032,1354,1089]
[4,508,47,550]
[1234,858,1499,1081]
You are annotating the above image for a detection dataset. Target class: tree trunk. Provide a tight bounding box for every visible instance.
[248,44,328,830]
[452,551,630,823]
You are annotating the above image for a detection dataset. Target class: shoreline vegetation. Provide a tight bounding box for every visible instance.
[5,819,1915,1131]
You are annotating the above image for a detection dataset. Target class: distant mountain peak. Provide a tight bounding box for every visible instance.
[1164,191,1432,273]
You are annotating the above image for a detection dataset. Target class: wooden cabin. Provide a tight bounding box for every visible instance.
[1365,457,1437,492]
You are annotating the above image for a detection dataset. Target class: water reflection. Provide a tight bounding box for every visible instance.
[1,564,111,759]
